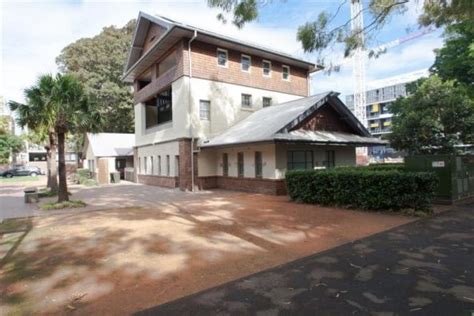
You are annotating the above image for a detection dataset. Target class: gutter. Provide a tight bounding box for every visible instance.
[188,29,198,192]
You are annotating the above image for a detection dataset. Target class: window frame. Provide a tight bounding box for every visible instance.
[262,97,272,108]
[237,152,244,178]
[282,65,290,81]
[158,155,161,175]
[287,150,314,171]
[262,60,272,77]
[241,54,251,73]
[166,155,170,176]
[325,150,336,169]
[241,93,252,108]
[216,48,229,68]
[199,99,211,120]
[255,151,263,178]
[144,156,148,174]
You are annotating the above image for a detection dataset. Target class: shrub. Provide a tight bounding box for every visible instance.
[286,168,438,212]
[72,168,97,186]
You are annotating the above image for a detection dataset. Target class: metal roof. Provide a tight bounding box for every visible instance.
[85,133,135,157]
[123,11,319,82]
[200,92,383,148]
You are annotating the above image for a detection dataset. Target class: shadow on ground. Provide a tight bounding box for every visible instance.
[136,205,474,316]
[0,190,411,315]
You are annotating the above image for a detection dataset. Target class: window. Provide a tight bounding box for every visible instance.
[166,155,170,176]
[241,54,251,72]
[138,157,141,174]
[222,153,229,176]
[241,94,252,108]
[255,151,262,178]
[200,100,210,120]
[325,150,335,168]
[145,87,172,128]
[158,155,162,175]
[262,60,271,77]
[150,156,154,175]
[287,151,313,170]
[144,156,148,174]
[263,97,272,108]
[282,65,290,81]
[217,48,228,67]
[237,152,244,177]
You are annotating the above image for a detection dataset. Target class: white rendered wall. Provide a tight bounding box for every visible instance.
[136,141,179,177]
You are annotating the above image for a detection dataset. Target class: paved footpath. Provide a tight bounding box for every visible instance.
[137,205,474,316]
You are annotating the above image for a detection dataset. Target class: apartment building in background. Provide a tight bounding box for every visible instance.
[346,69,429,159]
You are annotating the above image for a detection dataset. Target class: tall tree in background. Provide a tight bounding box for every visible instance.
[388,76,474,154]
[208,0,473,59]
[56,20,135,133]
[9,75,59,192]
[430,21,474,89]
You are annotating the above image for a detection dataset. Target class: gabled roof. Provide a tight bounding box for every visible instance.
[200,92,386,148]
[84,133,135,157]
[123,11,319,82]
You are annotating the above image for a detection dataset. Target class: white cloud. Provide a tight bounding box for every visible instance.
[1,0,299,103]
[1,0,443,107]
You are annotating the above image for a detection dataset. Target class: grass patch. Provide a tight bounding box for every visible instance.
[41,200,86,211]
[0,176,43,184]
[38,189,72,198]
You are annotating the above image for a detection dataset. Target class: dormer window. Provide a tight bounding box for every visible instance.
[217,48,228,67]
[262,60,271,77]
[241,54,251,72]
[282,65,290,81]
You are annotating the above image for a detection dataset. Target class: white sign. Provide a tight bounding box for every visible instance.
[432,161,445,168]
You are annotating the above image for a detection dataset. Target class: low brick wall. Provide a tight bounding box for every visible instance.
[138,174,178,188]
[201,176,287,195]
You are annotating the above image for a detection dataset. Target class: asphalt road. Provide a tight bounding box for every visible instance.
[137,204,474,316]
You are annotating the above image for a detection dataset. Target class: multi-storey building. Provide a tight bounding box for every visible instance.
[346,69,429,158]
[121,12,384,194]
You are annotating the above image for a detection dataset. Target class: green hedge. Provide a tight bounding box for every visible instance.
[73,168,97,186]
[286,169,437,212]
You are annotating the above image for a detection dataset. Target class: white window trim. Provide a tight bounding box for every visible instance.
[262,59,272,78]
[241,54,251,73]
[199,99,211,120]
[282,65,291,81]
[217,48,228,68]
[241,93,252,108]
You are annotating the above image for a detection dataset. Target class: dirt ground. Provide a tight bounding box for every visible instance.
[0,190,413,315]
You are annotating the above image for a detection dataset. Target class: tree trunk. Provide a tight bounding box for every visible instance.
[48,131,58,192]
[57,131,69,202]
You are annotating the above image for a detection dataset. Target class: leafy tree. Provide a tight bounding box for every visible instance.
[0,123,24,164]
[9,75,59,191]
[50,74,102,202]
[388,76,474,155]
[56,20,135,133]
[207,0,473,58]
[430,22,474,89]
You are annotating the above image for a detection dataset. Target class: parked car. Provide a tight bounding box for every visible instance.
[1,165,43,178]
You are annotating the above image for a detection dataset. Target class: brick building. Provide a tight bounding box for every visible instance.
[123,12,384,194]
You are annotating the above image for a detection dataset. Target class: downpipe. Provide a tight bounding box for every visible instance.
[188,29,198,192]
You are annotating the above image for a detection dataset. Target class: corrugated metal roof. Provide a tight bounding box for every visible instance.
[200,92,384,148]
[86,133,135,157]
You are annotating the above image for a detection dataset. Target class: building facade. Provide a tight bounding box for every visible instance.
[123,12,383,194]
[345,69,429,158]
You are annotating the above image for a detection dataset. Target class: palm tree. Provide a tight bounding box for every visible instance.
[9,75,58,192]
[51,74,101,202]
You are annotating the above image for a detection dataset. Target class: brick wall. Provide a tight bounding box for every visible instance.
[197,176,287,195]
[292,104,358,134]
[178,138,198,191]
[183,40,308,96]
[137,174,178,188]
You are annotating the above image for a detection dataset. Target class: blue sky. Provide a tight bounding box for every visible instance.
[1,0,444,104]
